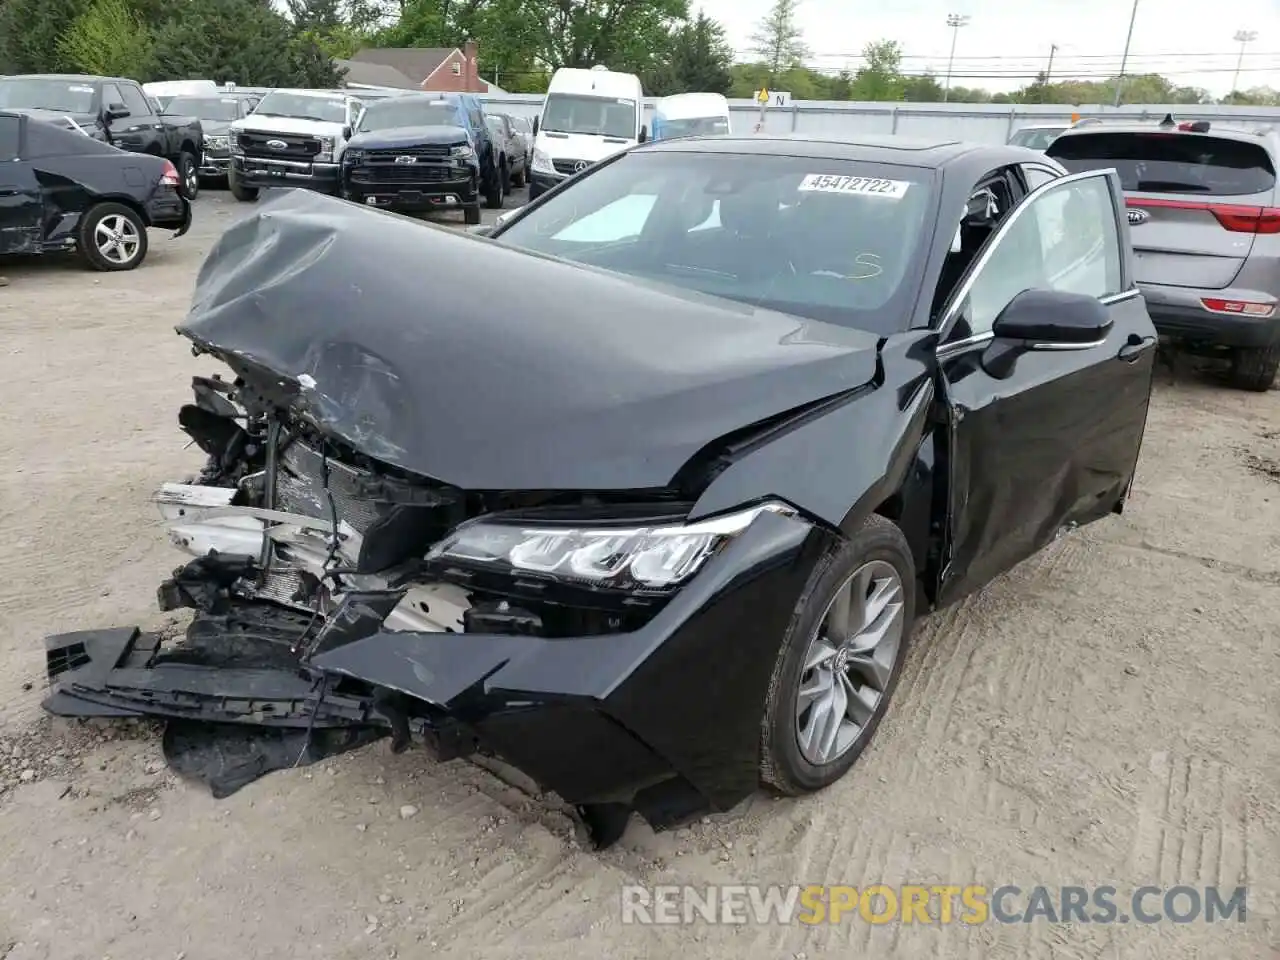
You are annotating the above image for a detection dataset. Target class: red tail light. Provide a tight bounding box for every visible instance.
[160,160,180,187]
[1125,196,1280,234]
[1201,298,1276,317]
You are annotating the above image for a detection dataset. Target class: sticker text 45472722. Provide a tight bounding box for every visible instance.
[798,174,911,199]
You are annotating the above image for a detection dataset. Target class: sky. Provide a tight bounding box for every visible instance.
[697,0,1280,97]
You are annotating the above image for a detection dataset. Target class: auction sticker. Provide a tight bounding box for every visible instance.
[798,174,909,198]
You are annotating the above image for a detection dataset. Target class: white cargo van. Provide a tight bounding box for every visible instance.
[527,65,645,199]
[652,93,731,140]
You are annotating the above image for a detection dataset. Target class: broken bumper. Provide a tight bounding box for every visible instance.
[44,507,821,824]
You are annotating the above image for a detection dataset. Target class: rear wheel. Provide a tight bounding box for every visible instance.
[1229,342,1280,391]
[511,160,525,188]
[78,202,148,271]
[177,151,199,200]
[228,167,259,202]
[484,162,505,209]
[759,515,915,795]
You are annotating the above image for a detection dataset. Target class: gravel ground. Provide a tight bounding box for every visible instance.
[0,187,1276,960]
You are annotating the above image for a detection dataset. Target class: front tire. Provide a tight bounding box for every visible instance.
[228,167,259,202]
[177,152,199,200]
[759,515,915,796]
[77,202,149,271]
[1229,342,1280,391]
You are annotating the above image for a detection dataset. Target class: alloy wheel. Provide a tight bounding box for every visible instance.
[185,163,199,198]
[795,559,906,765]
[94,215,142,266]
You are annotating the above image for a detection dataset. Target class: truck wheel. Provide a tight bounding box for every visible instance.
[1229,342,1280,391]
[485,163,505,209]
[464,204,482,225]
[78,202,149,272]
[177,152,199,200]
[512,163,526,188]
[228,168,259,203]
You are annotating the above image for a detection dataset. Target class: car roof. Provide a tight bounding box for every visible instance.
[1051,123,1277,149]
[633,133,1048,171]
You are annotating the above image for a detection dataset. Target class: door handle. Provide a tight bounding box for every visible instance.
[1118,335,1156,362]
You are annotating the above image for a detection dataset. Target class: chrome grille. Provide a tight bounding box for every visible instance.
[552,158,589,175]
[366,144,454,160]
[239,132,321,161]
[351,165,459,184]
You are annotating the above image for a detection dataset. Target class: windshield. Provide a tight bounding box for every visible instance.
[541,94,636,139]
[358,100,460,132]
[164,96,240,120]
[0,78,96,113]
[495,151,932,333]
[1048,131,1277,196]
[1008,127,1066,150]
[253,92,347,123]
[656,116,730,140]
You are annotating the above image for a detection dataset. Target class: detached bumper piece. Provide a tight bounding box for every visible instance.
[44,622,389,798]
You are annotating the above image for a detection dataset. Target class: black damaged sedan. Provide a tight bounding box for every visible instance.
[44,135,1156,846]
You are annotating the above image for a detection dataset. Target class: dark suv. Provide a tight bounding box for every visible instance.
[341,93,503,224]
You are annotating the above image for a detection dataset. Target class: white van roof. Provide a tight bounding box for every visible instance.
[655,93,729,119]
[143,80,219,97]
[547,67,642,99]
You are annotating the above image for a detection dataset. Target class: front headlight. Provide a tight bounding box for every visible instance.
[531,148,554,173]
[316,136,335,162]
[426,502,795,591]
[450,144,474,159]
[206,135,228,150]
[345,149,364,164]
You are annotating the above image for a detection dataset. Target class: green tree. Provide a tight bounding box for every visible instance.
[667,11,732,93]
[848,39,903,101]
[149,0,341,85]
[900,72,944,102]
[57,0,154,77]
[749,0,807,84]
[0,0,88,72]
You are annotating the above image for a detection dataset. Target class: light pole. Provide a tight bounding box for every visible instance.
[943,14,970,103]
[1230,30,1258,103]
[1112,0,1140,107]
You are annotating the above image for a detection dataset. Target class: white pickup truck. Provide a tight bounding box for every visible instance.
[227,88,364,202]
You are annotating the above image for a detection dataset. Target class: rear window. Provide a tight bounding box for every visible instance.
[1047,131,1276,196]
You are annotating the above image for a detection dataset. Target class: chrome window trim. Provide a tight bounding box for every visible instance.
[935,168,1123,338]
[935,288,1141,360]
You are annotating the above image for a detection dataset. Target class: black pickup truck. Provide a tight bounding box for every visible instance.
[0,74,204,198]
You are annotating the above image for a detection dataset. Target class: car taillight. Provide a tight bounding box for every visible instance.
[1201,298,1276,317]
[160,160,180,187]
[1125,197,1280,234]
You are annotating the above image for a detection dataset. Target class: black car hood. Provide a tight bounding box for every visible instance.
[347,125,469,149]
[179,189,882,491]
[195,119,231,135]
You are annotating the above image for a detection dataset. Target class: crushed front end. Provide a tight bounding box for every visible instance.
[44,366,822,844]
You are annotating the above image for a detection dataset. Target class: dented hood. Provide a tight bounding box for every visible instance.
[178,189,882,491]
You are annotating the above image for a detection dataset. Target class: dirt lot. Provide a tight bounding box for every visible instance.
[0,189,1276,960]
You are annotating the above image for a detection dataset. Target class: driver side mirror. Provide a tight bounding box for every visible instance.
[638,125,648,143]
[104,103,130,121]
[531,116,539,136]
[342,125,352,139]
[981,288,1113,379]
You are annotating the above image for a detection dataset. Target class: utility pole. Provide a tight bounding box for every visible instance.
[1113,0,1140,107]
[943,13,970,103]
[1045,43,1057,84]
[1230,29,1258,103]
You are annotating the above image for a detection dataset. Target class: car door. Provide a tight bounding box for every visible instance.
[935,168,1157,606]
[0,114,42,254]
[102,82,149,150]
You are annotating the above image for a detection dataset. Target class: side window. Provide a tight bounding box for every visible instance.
[102,83,126,111]
[962,175,1123,335]
[1022,165,1058,190]
[0,114,20,161]
[119,83,151,116]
